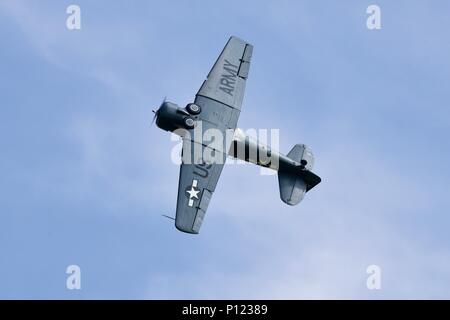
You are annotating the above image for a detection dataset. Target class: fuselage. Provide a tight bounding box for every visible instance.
[229,128,306,172]
[154,101,314,172]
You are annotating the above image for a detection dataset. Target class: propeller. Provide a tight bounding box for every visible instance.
[151,96,166,126]
[161,214,175,221]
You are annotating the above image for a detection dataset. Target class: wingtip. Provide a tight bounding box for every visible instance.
[229,35,249,45]
[175,223,199,235]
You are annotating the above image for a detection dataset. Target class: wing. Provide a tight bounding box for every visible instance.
[175,36,253,234]
[175,139,227,234]
[197,36,253,127]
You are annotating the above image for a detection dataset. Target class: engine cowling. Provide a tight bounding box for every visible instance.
[155,102,193,133]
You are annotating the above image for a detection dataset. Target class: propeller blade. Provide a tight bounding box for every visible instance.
[151,112,157,126]
[150,97,167,127]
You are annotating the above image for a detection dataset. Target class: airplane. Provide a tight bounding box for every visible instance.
[153,36,321,234]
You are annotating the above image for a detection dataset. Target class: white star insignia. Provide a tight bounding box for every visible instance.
[187,179,200,207]
[187,186,200,200]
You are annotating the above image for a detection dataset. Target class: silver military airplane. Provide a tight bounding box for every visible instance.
[153,36,321,234]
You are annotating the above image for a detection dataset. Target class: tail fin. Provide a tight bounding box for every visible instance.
[278,144,321,206]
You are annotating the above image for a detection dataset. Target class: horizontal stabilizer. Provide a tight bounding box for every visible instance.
[278,170,307,205]
[278,144,321,205]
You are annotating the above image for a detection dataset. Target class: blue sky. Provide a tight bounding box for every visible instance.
[1,0,450,299]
